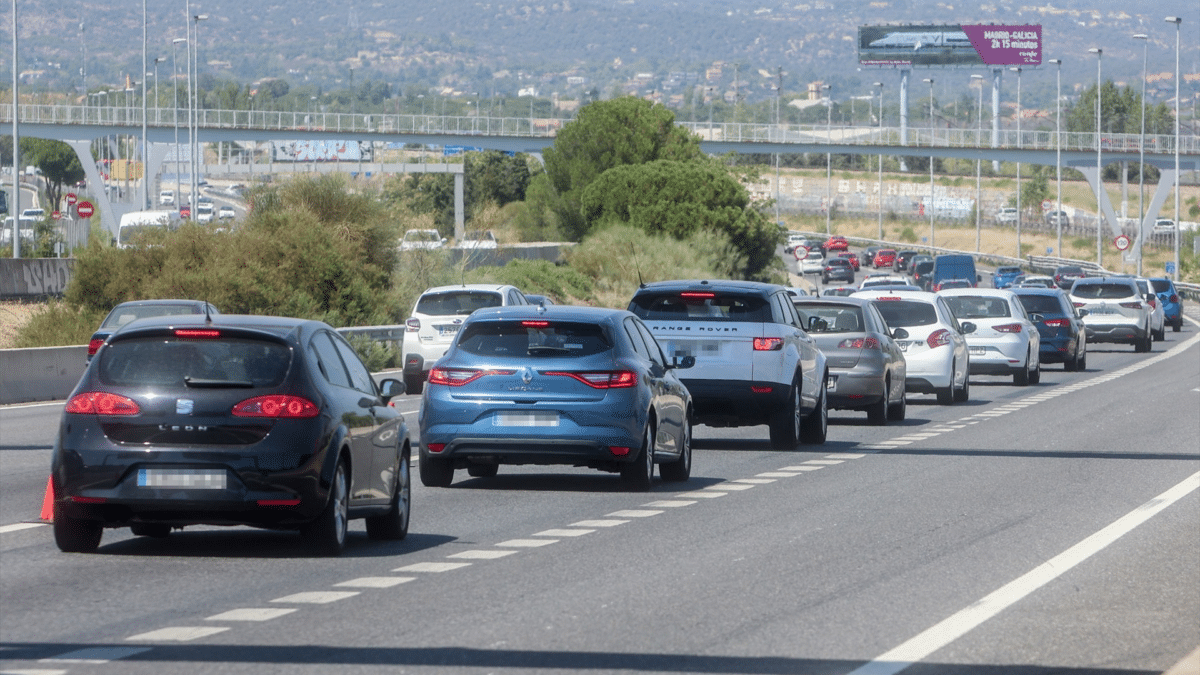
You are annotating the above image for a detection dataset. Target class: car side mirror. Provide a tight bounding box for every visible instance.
[1078,309,1089,317]
[891,327,909,340]
[670,355,696,370]
[378,377,405,402]
[976,274,983,283]
[960,321,977,334]
[1030,313,1043,323]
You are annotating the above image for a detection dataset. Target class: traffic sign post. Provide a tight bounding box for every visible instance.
[76,201,95,219]
[1113,234,1131,251]
[66,193,77,205]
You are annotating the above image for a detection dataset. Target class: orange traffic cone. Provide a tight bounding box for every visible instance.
[39,476,54,522]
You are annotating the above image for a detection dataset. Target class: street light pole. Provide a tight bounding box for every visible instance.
[141,0,149,209]
[1011,65,1022,260]
[11,0,20,258]
[1048,59,1063,257]
[1090,47,1103,266]
[1166,16,1182,281]
[190,13,208,216]
[972,73,985,253]
[923,77,934,248]
[1134,34,1148,275]
[172,38,185,212]
[875,81,884,241]
[824,83,832,235]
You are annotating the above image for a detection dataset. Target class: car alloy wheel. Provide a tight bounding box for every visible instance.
[305,459,349,556]
[800,379,828,444]
[366,452,410,541]
[659,416,692,482]
[769,379,802,450]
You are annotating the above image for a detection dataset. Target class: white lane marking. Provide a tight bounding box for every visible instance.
[126,626,230,641]
[846,470,1200,675]
[2,669,68,675]
[40,647,150,663]
[643,500,697,507]
[756,472,802,478]
[334,577,416,588]
[496,538,559,547]
[779,465,824,472]
[676,491,727,498]
[270,591,360,604]
[826,453,867,459]
[205,608,297,621]
[571,519,628,527]
[604,510,662,518]
[392,562,472,573]
[708,483,754,490]
[0,523,45,534]
[732,478,775,484]
[0,401,65,410]
[533,528,595,536]
[803,459,845,465]
[448,549,518,560]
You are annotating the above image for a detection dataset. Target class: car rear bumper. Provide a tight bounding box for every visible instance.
[1083,322,1145,343]
[681,378,791,426]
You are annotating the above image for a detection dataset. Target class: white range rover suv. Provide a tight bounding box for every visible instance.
[1068,277,1153,353]
[628,280,828,449]
[402,284,529,394]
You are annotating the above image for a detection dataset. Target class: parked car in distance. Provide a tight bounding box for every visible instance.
[1152,219,1175,234]
[837,252,861,271]
[821,257,855,284]
[940,288,1041,385]
[992,266,1024,289]
[1012,287,1087,371]
[996,207,1018,224]
[1054,265,1089,290]
[873,249,897,268]
[88,299,220,361]
[54,314,410,555]
[792,296,907,424]
[1068,277,1153,352]
[158,189,175,206]
[1149,277,1183,332]
[418,305,694,490]
[854,290,972,404]
[1045,210,1070,227]
[629,279,828,449]
[454,229,498,249]
[784,233,813,254]
[217,205,236,220]
[195,202,215,223]
[402,284,529,395]
[399,228,446,251]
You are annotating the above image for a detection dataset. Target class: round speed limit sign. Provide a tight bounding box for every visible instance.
[1113,234,1131,251]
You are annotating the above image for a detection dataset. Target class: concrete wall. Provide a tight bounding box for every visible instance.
[0,259,74,299]
[0,346,87,405]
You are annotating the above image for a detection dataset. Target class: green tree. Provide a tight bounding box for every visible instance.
[536,96,703,240]
[20,138,85,213]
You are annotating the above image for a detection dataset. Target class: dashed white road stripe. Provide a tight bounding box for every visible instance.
[126,626,230,642]
[205,608,297,621]
[604,510,662,518]
[709,482,755,490]
[643,500,697,507]
[734,477,776,484]
[270,591,359,604]
[533,528,595,536]
[825,453,867,459]
[334,576,416,588]
[0,523,45,534]
[448,549,518,560]
[3,669,67,675]
[676,490,727,498]
[756,472,802,478]
[571,519,627,527]
[40,647,150,663]
[779,465,825,471]
[496,538,560,547]
[803,459,846,465]
[393,562,472,573]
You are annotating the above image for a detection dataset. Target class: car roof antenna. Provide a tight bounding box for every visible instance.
[631,243,645,288]
[204,297,213,325]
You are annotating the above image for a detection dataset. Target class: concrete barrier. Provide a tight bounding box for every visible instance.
[0,345,87,404]
[0,259,75,299]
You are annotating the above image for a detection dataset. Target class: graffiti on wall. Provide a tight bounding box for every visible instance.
[0,259,74,298]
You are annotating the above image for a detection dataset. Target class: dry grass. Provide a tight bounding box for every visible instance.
[0,301,46,349]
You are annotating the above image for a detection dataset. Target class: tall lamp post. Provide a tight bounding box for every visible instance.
[1133,34,1148,275]
[1048,59,1063,258]
[1090,47,1103,266]
[972,73,985,252]
[11,0,20,258]
[1166,16,1182,281]
[152,56,165,123]
[140,0,149,209]
[172,38,185,210]
[823,83,832,235]
[923,77,935,247]
[875,81,884,241]
[190,13,208,217]
[1011,65,1023,260]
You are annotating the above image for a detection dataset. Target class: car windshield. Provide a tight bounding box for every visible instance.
[944,296,1012,319]
[871,300,938,327]
[99,337,290,388]
[794,305,864,333]
[997,267,1021,275]
[101,304,209,329]
[1072,283,1135,300]
[1016,295,1065,315]
[630,292,771,322]
[457,321,611,358]
[1150,279,1172,293]
[416,291,503,316]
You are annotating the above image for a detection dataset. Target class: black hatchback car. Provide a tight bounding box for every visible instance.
[88,299,220,360]
[1012,287,1087,371]
[52,314,410,555]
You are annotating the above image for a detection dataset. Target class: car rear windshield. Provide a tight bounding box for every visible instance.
[1150,279,1172,293]
[943,296,1012,319]
[1016,295,1064,315]
[871,300,938,327]
[827,259,851,267]
[99,337,290,388]
[794,304,864,333]
[1072,283,1136,300]
[629,292,771,322]
[997,267,1021,275]
[416,291,502,316]
[457,321,611,358]
[101,304,207,329]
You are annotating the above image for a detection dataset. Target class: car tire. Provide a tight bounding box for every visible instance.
[1173,317,1182,332]
[419,454,454,488]
[403,373,423,396]
[130,523,171,538]
[1154,325,1165,341]
[1014,355,1030,385]
[303,458,349,556]
[888,391,907,421]
[467,464,499,478]
[954,369,970,403]
[936,362,956,405]
[1029,359,1041,385]
[366,452,410,541]
[768,379,802,450]
[866,385,888,426]
[53,502,103,553]
[658,416,692,483]
[1078,350,1087,371]
[620,424,654,492]
[800,380,828,445]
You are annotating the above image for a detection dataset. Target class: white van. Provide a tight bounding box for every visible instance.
[117,210,180,248]
[159,189,176,206]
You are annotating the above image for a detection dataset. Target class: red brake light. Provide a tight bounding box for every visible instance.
[838,337,880,349]
[232,395,319,418]
[926,329,952,348]
[175,329,220,338]
[609,446,631,456]
[521,320,550,328]
[751,385,773,393]
[87,338,105,356]
[753,337,784,351]
[876,296,902,302]
[428,368,515,386]
[1042,318,1070,328]
[1169,294,1178,303]
[1071,302,1085,308]
[65,392,141,415]
[680,292,715,299]
[994,323,1023,333]
[426,443,446,453]
[405,318,420,332]
[1146,297,1157,308]
[543,370,637,389]
[1118,302,1143,309]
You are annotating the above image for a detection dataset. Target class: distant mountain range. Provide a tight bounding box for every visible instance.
[7,0,1198,110]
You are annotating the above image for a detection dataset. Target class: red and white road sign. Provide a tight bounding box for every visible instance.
[1114,234,1131,251]
[52,211,62,220]
[66,193,77,205]
[76,201,95,218]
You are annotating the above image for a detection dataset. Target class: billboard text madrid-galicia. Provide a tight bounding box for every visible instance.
[858,25,1042,68]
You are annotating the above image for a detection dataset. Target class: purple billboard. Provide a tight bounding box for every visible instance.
[858,24,1042,67]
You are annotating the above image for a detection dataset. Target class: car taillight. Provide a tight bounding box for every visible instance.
[405,318,420,332]
[838,337,880,349]
[232,395,319,418]
[994,323,1023,333]
[257,499,301,507]
[926,329,952,348]
[87,338,105,356]
[1118,301,1143,309]
[1169,294,1178,303]
[753,337,784,351]
[426,443,446,453]
[1042,318,1070,328]
[175,329,219,338]
[680,292,715,299]
[428,368,515,386]
[65,392,140,415]
[1146,297,1157,308]
[609,446,631,456]
[1071,302,1085,308]
[521,321,549,328]
[543,370,637,389]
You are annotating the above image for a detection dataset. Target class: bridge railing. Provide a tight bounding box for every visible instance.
[4,103,1198,154]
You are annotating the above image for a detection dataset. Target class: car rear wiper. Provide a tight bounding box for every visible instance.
[527,345,570,355]
[183,376,255,388]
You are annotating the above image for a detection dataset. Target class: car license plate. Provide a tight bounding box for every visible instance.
[898,341,910,352]
[436,324,460,336]
[969,347,985,355]
[494,412,559,427]
[137,468,227,489]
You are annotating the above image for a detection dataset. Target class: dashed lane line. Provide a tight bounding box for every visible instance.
[779,465,825,472]
[392,562,471,573]
[676,490,728,498]
[570,519,628,527]
[334,576,416,588]
[643,500,698,508]
[532,528,595,536]
[270,591,359,604]
[126,627,230,642]
[496,538,560,547]
[204,608,297,622]
[604,510,663,518]
[448,549,519,560]
[2,668,68,675]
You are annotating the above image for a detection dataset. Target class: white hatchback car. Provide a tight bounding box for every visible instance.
[855,290,972,404]
[940,288,1041,386]
[800,250,826,275]
[402,284,529,394]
